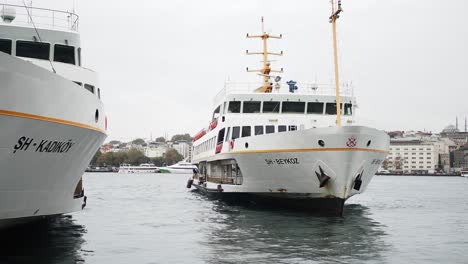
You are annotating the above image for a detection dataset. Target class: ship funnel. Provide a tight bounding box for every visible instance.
[1,6,16,23]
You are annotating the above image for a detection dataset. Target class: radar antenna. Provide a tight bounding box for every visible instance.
[246,17,283,93]
[330,0,343,127]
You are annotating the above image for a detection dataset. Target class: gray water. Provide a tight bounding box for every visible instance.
[1,174,468,264]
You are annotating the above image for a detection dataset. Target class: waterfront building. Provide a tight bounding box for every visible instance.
[144,142,168,158]
[172,140,191,159]
[386,139,439,174]
[440,124,468,146]
[451,145,468,171]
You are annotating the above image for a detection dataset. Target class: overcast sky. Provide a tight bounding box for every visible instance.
[25,0,468,141]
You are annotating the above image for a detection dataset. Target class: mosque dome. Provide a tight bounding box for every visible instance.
[442,125,459,133]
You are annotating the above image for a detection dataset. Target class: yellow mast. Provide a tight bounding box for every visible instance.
[246,17,283,93]
[330,0,343,127]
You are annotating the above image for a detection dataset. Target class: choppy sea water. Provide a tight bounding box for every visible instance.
[1,174,468,264]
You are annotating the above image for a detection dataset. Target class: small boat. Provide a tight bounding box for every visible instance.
[118,163,159,173]
[158,161,198,174]
[461,169,468,178]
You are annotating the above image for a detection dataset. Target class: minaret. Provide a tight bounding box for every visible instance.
[456,117,459,130]
[465,117,467,132]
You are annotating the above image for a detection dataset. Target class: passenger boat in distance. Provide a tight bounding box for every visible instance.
[461,169,468,178]
[158,161,198,174]
[0,3,107,227]
[187,1,389,216]
[118,164,160,173]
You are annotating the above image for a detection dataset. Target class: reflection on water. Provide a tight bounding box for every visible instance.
[0,215,86,264]
[199,198,389,264]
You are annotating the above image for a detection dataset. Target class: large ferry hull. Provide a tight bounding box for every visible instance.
[0,52,106,224]
[191,126,389,215]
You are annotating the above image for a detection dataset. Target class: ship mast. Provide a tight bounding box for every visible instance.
[330,0,343,127]
[246,17,283,93]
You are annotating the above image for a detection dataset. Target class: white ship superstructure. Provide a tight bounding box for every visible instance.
[188,3,389,215]
[0,3,107,226]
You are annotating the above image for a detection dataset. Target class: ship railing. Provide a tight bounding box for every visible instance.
[0,3,79,31]
[214,82,354,104]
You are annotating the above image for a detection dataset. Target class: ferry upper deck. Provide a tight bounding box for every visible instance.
[0,3,101,99]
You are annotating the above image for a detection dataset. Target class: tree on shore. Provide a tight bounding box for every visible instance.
[155,137,166,143]
[164,148,184,165]
[90,150,102,165]
[131,138,146,146]
[171,134,192,142]
[151,156,165,166]
[90,148,148,167]
[127,148,149,165]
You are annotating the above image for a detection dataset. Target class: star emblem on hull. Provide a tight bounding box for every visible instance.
[315,166,331,188]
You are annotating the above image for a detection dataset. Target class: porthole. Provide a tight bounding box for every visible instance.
[367,140,372,147]
[95,109,99,123]
[318,140,325,147]
[245,142,249,149]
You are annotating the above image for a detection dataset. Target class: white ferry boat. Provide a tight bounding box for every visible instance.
[0,3,106,226]
[187,2,389,215]
[461,169,468,178]
[159,161,198,174]
[118,163,159,173]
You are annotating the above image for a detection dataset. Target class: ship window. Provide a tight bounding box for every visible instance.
[255,126,264,135]
[263,101,280,113]
[54,44,75,65]
[243,101,261,113]
[85,84,95,94]
[212,105,221,120]
[289,125,297,131]
[228,101,241,113]
[77,47,82,66]
[307,102,324,114]
[16,41,50,60]
[266,125,275,134]
[242,126,251,137]
[232,126,240,139]
[282,102,305,113]
[0,39,12,55]
[325,103,337,115]
[225,127,231,142]
[278,125,287,132]
[217,128,225,144]
[344,103,353,115]
[98,88,101,99]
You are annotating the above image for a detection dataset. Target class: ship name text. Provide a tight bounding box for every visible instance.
[265,158,300,166]
[13,136,76,154]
